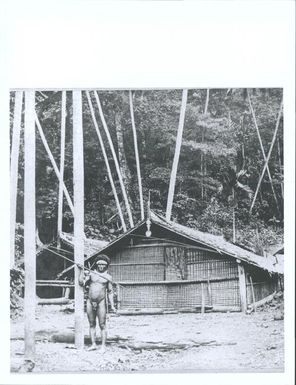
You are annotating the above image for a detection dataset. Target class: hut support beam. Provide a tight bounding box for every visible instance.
[24,91,36,363]
[249,275,256,312]
[10,91,23,268]
[237,262,247,313]
[73,91,84,350]
[201,282,205,314]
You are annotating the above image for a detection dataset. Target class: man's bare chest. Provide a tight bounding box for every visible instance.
[90,273,108,285]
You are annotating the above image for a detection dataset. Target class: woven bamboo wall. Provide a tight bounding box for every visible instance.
[186,249,239,280]
[109,244,165,282]
[110,243,242,310]
[210,279,240,307]
[118,278,241,309]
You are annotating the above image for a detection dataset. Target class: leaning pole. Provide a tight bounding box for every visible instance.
[73,90,85,349]
[166,89,188,221]
[24,90,36,362]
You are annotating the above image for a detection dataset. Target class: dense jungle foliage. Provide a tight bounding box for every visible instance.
[10,88,283,256]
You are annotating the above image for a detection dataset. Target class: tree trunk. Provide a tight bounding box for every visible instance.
[24,90,36,363]
[166,89,188,221]
[72,90,84,350]
[10,91,23,267]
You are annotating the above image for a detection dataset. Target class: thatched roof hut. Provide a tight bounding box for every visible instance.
[83,211,283,313]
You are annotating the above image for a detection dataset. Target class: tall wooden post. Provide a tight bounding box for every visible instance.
[129,90,144,220]
[201,88,209,200]
[86,91,127,232]
[10,91,23,268]
[237,260,247,313]
[93,91,134,228]
[57,91,67,247]
[73,91,84,349]
[166,89,188,221]
[24,90,36,362]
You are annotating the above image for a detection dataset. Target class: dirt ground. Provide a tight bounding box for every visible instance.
[10,302,284,373]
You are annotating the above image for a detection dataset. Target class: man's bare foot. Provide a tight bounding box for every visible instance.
[100,345,106,353]
[87,344,97,351]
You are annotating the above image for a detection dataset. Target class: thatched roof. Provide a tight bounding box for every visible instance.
[88,211,283,274]
[60,231,108,257]
[150,212,283,274]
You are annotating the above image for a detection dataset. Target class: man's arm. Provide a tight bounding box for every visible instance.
[77,264,90,286]
[107,280,116,312]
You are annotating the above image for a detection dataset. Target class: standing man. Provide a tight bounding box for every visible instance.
[78,254,116,352]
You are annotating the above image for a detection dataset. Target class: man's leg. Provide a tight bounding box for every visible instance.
[97,299,107,353]
[86,299,97,350]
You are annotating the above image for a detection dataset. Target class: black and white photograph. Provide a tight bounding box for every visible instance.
[1,1,295,384]
[10,88,285,373]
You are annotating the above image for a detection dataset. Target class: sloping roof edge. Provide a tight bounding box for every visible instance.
[150,212,283,274]
[60,231,108,257]
[85,211,283,274]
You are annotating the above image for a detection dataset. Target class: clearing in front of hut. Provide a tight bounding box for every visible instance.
[10,297,284,373]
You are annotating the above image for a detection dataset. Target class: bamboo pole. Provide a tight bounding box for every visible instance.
[201,89,210,200]
[249,99,283,214]
[232,188,236,243]
[24,90,36,363]
[166,89,188,221]
[129,90,144,220]
[93,91,134,228]
[86,91,127,232]
[10,91,23,268]
[204,88,210,115]
[57,91,67,246]
[72,90,84,350]
[247,90,280,213]
[35,114,74,215]
[277,138,284,200]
